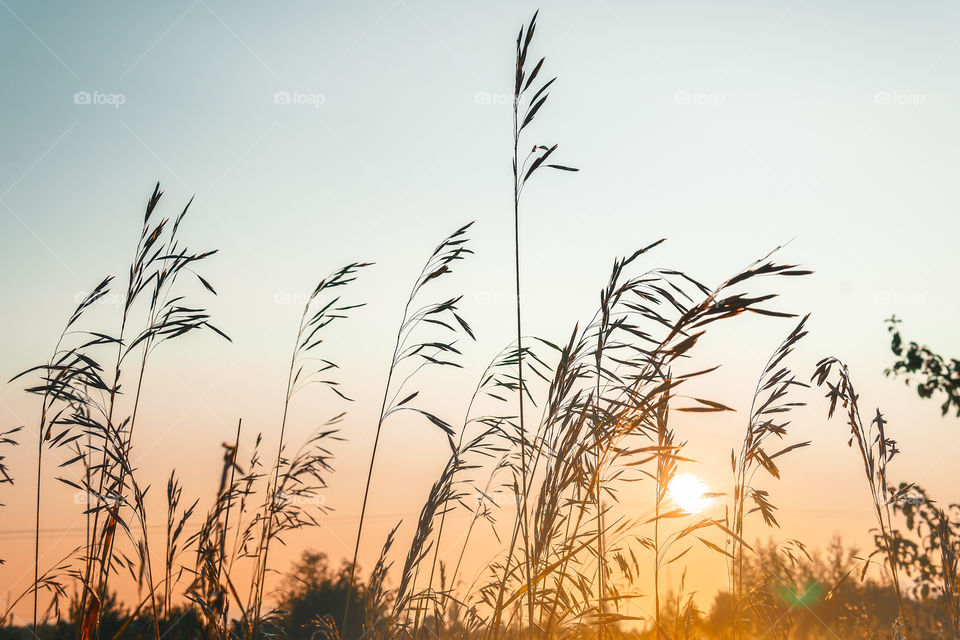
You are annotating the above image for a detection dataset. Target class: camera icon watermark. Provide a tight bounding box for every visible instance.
[273,90,326,108]
[73,91,126,109]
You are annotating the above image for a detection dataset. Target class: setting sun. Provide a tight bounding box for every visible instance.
[668,473,713,514]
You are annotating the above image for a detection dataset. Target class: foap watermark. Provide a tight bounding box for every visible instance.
[674,91,725,108]
[273,491,326,507]
[873,91,925,108]
[473,490,522,506]
[74,290,124,307]
[474,90,513,106]
[74,490,122,507]
[874,291,926,306]
[887,492,927,507]
[474,291,522,306]
[273,291,312,306]
[73,90,126,108]
[273,90,326,108]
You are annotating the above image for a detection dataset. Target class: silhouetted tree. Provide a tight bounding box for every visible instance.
[276,551,368,640]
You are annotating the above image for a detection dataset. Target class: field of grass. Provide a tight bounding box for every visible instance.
[1,10,959,640]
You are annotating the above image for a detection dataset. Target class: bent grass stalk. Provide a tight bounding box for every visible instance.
[730,315,810,639]
[343,222,475,634]
[249,262,369,638]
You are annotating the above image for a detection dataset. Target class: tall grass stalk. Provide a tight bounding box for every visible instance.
[19,278,111,637]
[249,262,369,638]
[420,346,535,637]
[97,187,224,639]
[730,315,810,639]
[501,11,579,635]
[343,222,475,634]
[813,357,910,638]
[12,184,225,640]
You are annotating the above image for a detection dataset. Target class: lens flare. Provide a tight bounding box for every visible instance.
[776,580,823,607]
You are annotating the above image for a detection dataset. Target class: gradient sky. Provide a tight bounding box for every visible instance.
[2,0,960,623]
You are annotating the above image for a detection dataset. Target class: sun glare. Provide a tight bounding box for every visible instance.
[668,473,713,514]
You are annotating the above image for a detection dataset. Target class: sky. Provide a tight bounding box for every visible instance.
[2,0,960,623]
